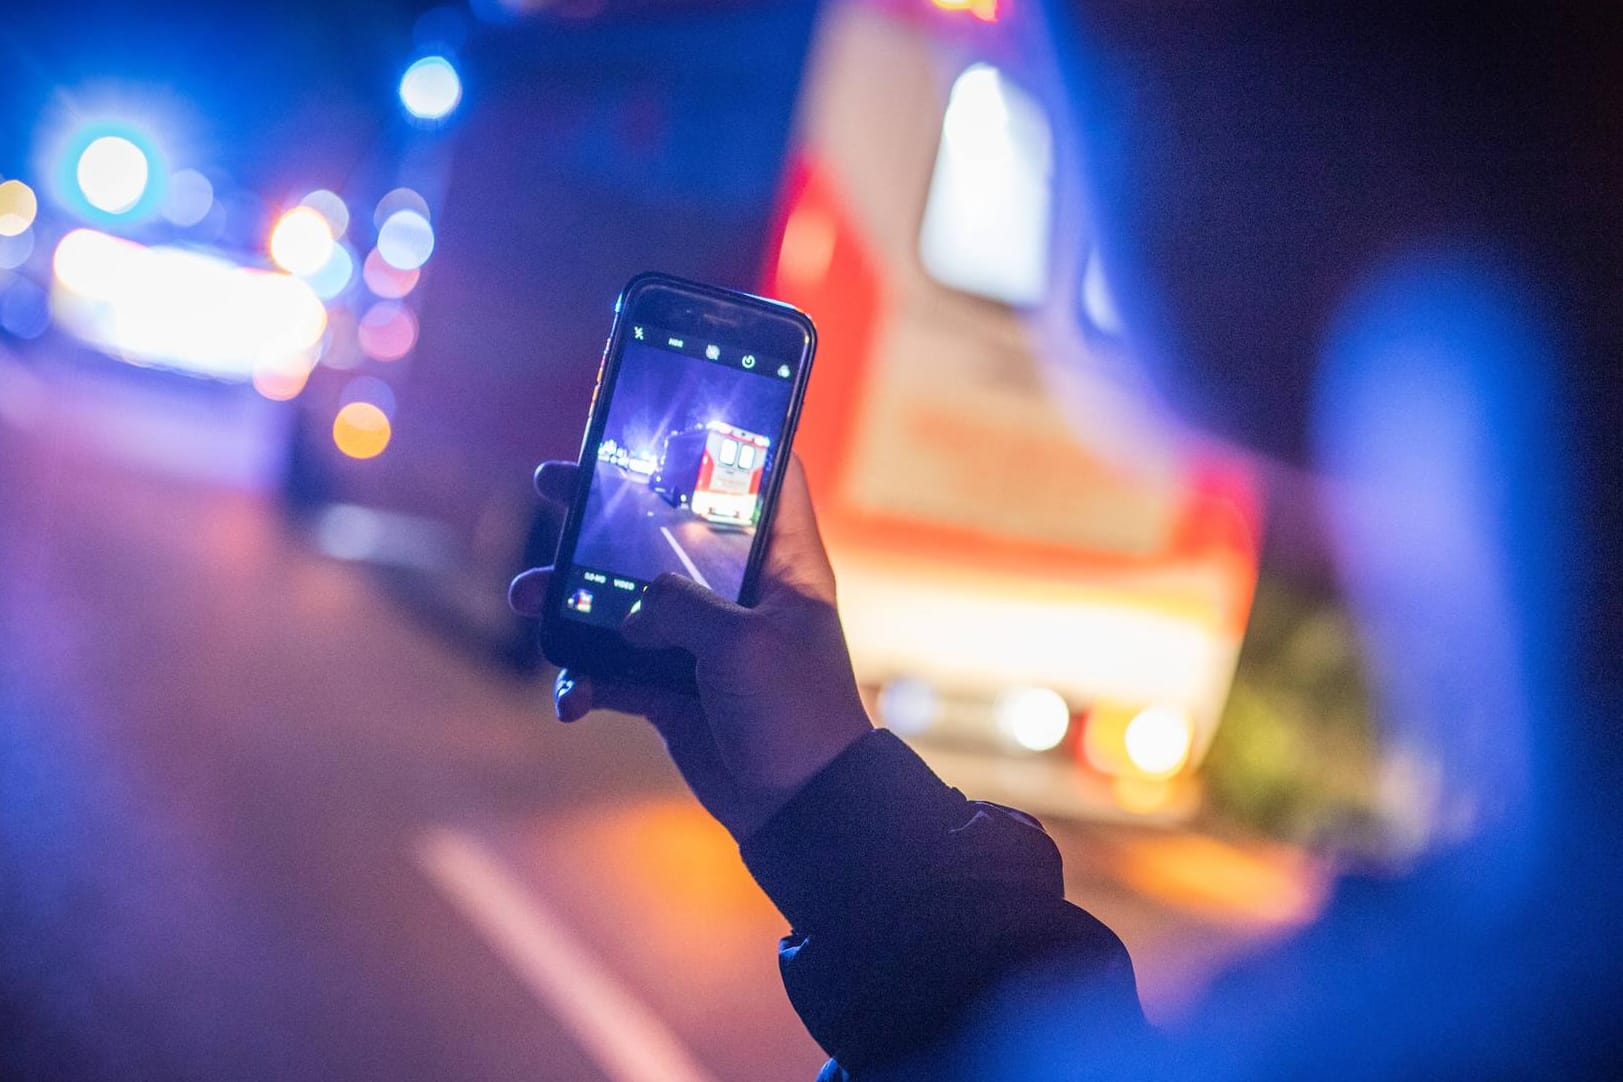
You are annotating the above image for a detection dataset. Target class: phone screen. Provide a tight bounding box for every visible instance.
[556,325,798,629]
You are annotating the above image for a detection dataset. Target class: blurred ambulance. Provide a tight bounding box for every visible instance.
[762,0,1260,819]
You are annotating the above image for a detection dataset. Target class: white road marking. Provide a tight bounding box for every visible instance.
[658,527,712,590]
[415,828,719,1082]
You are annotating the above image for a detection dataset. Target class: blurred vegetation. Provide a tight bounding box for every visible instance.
[1203,580,1389,856]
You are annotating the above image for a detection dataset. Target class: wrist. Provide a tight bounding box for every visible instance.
[738,711,874,839]
[739,729,971,931]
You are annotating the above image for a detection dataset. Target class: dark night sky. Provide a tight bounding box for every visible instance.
[600,340,792,460]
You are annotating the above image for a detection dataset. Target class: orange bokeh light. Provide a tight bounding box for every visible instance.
[332,401,392,459]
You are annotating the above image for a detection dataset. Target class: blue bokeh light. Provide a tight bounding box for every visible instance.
[375,210,434,271]
[53,122,166,226]
[302,242,356,301]
[399,56,462,122]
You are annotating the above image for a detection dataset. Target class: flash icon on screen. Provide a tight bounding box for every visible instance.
[633,326,644,340]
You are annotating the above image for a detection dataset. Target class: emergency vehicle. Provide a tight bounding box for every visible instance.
[652,421,769,528]
[758,0,1261,818]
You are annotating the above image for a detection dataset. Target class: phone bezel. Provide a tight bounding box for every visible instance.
[538,271,817,692]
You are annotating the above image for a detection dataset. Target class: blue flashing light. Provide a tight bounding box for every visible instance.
[399,56,462,122]
[54,122,166,226]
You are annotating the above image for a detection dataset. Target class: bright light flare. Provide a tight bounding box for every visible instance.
[76,136,150,214]
[399,56,462,121]
[51,228,326,381]
[995,687,1071,752]
[0,180,38,237]
[1123,705,1194,778]
[332,401,392,459]
[269,206,336,276]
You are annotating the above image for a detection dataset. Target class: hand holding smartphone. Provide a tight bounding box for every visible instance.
[540,273,818,692]
[510,273,873,837]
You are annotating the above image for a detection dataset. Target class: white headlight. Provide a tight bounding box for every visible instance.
[1123,705,1194,778]
[995,687,1070,752]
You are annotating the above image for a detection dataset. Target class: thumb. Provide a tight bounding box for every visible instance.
[762,454,837,602]
[621,572,748,659]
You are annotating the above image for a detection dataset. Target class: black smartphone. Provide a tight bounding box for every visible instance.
[540,272,817,691]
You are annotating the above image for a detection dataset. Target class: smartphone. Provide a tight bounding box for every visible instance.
[540,272,817,691]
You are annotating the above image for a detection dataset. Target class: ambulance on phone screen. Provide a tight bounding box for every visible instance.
[653,421,769,528]
[766,0,1262,819]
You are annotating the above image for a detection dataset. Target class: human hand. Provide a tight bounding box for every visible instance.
[509,456,874,840]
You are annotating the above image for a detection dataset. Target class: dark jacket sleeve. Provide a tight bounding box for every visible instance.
[740,730,1147,1079]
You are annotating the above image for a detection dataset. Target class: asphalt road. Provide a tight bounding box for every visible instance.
[575,463,754,597]
[0,352,1324,1082]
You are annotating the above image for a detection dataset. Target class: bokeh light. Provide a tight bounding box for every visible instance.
[339,374,397,419]
[302,243,355,301]
[332,401,392,459]
[0,180,39,237]
[0,229,34,271]
[357,300,419,361]
[252,361,314,401]
[877,678,938,736]
[299,189,350,238]
[77,136,150,214]
[995,687,1071,752]
[161,169,213,227]
[399,56,463,121]
[0,277,50,339]
[362,247,420,299]
[269,206,336,276]
[372,187,429,230]
[1123,705,1194,778]
[376,210,434,270]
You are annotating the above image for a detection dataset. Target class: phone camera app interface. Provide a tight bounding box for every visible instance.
[560,328,795,629]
